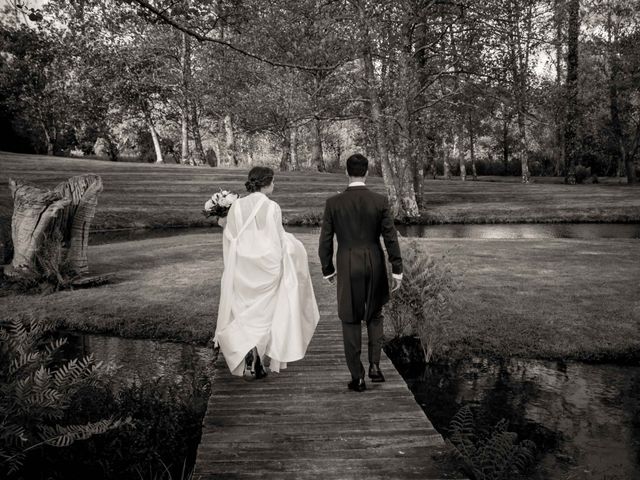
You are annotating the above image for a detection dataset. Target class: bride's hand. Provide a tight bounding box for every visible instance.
[217,216,227,229]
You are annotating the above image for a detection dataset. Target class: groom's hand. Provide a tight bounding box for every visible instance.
[324,273,337,285]
[391,276,402,293]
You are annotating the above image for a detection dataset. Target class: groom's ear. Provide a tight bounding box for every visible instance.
[345,169,349,178]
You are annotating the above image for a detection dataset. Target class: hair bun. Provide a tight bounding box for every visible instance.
[245,166,275,193]
[245,180,258,192]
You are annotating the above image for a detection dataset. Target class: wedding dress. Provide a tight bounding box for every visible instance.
[214,192,320,375]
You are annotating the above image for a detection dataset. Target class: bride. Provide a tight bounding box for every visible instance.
[213,166,320,379]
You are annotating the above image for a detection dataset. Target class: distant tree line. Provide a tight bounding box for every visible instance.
[0,0,638,218]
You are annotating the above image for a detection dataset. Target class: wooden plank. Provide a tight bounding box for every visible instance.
[193,241,463,479]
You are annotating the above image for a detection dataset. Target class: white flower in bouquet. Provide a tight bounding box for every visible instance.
[220,192,238,207]
[203,188,239,218]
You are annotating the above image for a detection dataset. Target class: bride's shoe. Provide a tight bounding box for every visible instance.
[243,349,255,379]
[254,352,268,380]
[243,347,267,380]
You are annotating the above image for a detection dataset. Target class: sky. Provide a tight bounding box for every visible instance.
[0,0,45,24]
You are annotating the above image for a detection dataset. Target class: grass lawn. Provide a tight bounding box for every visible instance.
[1,152,639,234]
[418,176,640,224]
[418,238,640,362]
[0,152,371,232]
[2,233,638,362]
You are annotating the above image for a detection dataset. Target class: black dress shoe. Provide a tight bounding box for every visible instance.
[348,378,366,392]
[369,364,385,383]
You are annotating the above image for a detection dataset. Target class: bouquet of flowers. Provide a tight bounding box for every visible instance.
[203,189,239,218]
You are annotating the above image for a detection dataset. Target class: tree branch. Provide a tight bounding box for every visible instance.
[130,0,340,72]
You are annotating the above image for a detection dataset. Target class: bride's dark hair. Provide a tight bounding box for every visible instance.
[245,166,275,193]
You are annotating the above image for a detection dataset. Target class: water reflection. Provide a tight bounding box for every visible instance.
[90,223,640,245]
[397,223,640,239]
[394,354,640,479]
[90,225,317,245]
[63,333,214,389]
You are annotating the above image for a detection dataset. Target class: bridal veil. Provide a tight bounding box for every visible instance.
[214,192,320,375]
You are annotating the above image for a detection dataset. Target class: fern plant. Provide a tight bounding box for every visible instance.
[0,317,130,477]
[384,240,459,362]
[447,405,536,480]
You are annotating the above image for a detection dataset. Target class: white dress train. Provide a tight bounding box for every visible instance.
[213,192,320,375]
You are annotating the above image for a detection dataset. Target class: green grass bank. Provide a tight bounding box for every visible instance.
[2,233,638,363]
[2,152,640,234]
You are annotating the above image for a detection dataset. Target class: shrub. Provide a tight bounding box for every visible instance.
[284,210,324,226]
[447,405,536,480]
[384,241,459,362]
[528,151,555,177]
[0,317,129,477]
[41,378,208,480]
[574,165,592,184]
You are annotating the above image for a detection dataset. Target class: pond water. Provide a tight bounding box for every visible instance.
[79,224,639,479]
[89,222,640,245]
[396,222,640,239]
[89,225,316,244]
[47,333,214,480]
[389,348,640,480]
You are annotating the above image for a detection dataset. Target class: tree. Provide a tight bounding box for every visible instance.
[564,0,581,184]
[502,0,544,183]
[0,25,83,155]
[597,0,640,183]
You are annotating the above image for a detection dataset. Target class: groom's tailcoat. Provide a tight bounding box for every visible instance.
[318,186,403,324]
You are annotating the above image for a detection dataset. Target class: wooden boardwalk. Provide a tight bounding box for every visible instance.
[194,262,455,479]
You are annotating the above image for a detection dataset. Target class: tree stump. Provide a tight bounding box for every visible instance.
[6,175,103,280]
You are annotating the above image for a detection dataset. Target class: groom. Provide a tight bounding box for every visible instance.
[318,154,403,392]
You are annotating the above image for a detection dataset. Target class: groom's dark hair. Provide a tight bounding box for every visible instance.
[346,154,368,177]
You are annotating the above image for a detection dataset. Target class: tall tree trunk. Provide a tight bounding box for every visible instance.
[144,109,164,164]
[609,55,625,178]
[290,127,299,171]
[414,15,433,196]
[468,120,478,180]
[223,114,237,166]
[502,114,510,173]
[508,0,531,183]
[191,104,206,166]
[395,26,420,218]
[310,117,325,172]
[564,0,580,184]
[398,152,420,218]
[442,137,452,180]
[180,31,191,165]
[553,0,565,176]
[450,131,465,181]
[41,121,54,156]
[280,128,291,171]
[624,148,637,184]
[457,132,467,181]
[516,112,530,183]
[413,155,428,209]
[447,24,466,183]
[357,1,399,215]
[606,10,636,184]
